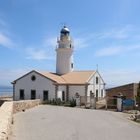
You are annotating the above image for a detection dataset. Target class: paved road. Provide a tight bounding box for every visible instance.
[9,105,140,140]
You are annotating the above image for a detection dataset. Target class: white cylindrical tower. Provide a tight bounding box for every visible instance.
[56,26,74,75]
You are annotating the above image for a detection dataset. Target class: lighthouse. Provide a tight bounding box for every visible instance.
[12,26,106,102]
[56,26,74,75]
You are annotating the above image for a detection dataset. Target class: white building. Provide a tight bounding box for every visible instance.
[12,26,105,104]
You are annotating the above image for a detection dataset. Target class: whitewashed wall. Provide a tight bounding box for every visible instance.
[69,85,85,99]
[56,48,73,75]
[57,85,66,100]
[87,71,105,98]
[14,71,55,101]
[14,71,105,101]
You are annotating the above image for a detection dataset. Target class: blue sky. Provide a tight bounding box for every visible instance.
[0,0,140,87]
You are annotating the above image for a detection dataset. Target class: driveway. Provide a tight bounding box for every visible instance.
[9,105,140,140]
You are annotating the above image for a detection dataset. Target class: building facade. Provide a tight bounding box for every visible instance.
[12,26,105,104]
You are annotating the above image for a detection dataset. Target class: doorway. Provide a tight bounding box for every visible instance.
[31,90,36,100]
[43,90,49,101]
[96,89,98,101]
[62,91,65,101]
[20,89,24,100]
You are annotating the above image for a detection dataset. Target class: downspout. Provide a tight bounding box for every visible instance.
[66,85,69,101]
[85,84,88,108]
[11,81,16,101]
[55,84,58,99]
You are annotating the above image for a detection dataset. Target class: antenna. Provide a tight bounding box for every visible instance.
[60,22,67,28]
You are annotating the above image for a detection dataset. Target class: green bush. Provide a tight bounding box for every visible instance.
[42,98,76,107]
[63,101,71,107]
[69,98,76,107]
[42,100,52,104]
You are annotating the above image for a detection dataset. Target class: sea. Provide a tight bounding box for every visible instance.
[0,86,13,96]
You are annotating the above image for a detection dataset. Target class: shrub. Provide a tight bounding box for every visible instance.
[63,101,71,107]
[42,98,76,107]
[69,98,76,107]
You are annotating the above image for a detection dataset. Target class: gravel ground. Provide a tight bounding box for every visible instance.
[9,105,140,140]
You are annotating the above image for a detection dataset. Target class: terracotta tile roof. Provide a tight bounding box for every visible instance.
[41,71,96,85]
[41,72,66,84]
[62,71,95,84]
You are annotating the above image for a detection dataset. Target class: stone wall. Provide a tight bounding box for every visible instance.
[13,99,40,113]
[106,83,137,99]
[0,102,13,140]
[0,99,40,140]
[106,83,138,109]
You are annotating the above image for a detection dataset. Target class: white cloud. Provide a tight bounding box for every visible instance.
[127,45,140,51]
[44,35,90,50]
[0,33,14,48]
[102,69,140,88]
[0,18,15,48]
[74,38,90,50]
[0,19,7,27]
[0,69,29,80]
[26,48,54,60]
[95,44,140,57]
[0,68,31,86]
[96,25,134,40]
[44,37,57,48]
[95,46,122,57]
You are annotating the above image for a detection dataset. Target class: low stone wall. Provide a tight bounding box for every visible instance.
[0,99,40,140]
[0,102,13,140]
[13,99,40,114]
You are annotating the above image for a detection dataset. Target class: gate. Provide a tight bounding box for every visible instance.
[79,95,96,109]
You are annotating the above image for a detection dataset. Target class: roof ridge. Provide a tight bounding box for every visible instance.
[40,71,66,83]
[86,71,96,83]
[60,75,68,83]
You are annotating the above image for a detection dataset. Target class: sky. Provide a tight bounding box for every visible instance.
[0,0,140,87]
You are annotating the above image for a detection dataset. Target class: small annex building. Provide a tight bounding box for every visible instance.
[12,26,105,104]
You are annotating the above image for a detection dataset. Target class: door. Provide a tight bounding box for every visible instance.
[96,89,98,101]
[62,91,65,101]
[20,89,24,100]
[31,90,36,100]
[43,90,49,101]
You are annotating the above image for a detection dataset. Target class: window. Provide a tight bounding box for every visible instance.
[31,75,36,81]
[31,90,36,100]
[71,63,73,69]
[43,90,49,101]
[96,77,99,84]
[101,89,103,97]
[90,91,92,96]
[96,89,98,101]
[20,89,24,100]
[62,91,65,101]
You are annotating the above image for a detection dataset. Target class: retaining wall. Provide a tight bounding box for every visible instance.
[0,102,13,140]
[13,99,40,113]
[0,99,40,140]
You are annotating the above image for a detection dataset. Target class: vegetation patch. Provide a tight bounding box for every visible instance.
[42,98,76,107]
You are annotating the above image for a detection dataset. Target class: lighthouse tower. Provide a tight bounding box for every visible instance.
[56,26,74,75]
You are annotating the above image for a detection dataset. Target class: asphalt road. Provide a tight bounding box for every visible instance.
[9,105,140,140]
